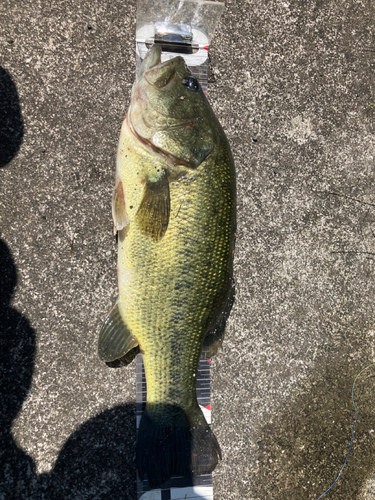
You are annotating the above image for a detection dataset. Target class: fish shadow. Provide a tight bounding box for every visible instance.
[0,238,137,499]
[0,66,24,168]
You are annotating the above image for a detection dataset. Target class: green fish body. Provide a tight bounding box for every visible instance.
[99,45,236,488]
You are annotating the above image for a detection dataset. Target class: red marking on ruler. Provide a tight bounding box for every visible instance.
[205,404,211,411]
[203,45,209,50]
[207,359,211,362]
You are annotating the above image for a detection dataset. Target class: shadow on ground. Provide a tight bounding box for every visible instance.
[0,238,137,499]
[0,239,36,498]
[36,404,137,500]
[250,355,375,500]
[0,66,23,168]
[0,69,136,498]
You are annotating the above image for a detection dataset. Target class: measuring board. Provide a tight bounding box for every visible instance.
[134,2,225,499]
[136,358,213,500]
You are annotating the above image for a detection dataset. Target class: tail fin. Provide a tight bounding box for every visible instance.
[136,403,221,489]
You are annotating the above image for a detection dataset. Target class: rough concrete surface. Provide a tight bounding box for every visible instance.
[0,0,374,498]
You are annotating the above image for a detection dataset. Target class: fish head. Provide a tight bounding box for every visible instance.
[128,44,217,168]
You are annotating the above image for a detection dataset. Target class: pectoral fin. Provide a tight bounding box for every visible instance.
[112,179,129,235]
[135,169,170,242]
[98,301,138,362]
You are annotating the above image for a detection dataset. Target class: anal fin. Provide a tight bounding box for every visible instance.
[98,301,138,363]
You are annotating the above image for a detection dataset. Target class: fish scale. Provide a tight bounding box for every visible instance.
[121,165,231,408]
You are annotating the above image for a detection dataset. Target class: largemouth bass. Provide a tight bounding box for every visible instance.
[98,44,236,488]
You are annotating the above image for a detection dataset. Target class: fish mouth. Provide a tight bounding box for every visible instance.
[143,44,183,72]
[145,58,185,89]
[142,45,187,89]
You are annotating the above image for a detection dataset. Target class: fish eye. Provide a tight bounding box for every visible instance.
[181,77,199,91]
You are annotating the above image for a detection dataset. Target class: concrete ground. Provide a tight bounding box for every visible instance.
[0,0,374,498]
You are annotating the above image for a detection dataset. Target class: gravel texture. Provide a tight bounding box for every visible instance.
[0,0,374,499]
